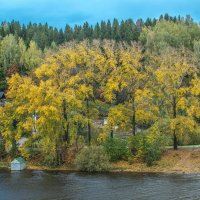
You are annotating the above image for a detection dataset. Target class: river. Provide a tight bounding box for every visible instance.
[0,170,200,200]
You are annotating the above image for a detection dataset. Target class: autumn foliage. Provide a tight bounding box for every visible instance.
[0,39,199,166]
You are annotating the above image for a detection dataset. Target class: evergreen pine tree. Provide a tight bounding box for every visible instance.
[112,18,120,41]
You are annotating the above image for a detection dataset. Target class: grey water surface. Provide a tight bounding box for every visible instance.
[1,170,200,200]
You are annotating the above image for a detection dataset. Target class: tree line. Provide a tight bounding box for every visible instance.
[0,14,194,50]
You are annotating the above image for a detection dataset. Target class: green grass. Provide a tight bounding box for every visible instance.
[166,145,200,149]
[0,161,9,169]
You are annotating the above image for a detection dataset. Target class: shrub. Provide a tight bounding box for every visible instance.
[0,140,6,159]
[103,137,128,162]
[38,137,59,167]
[41,155,58,167]
[188,129,200,145]
[75,146,110,172]
[129,125,168,166]
[144,139,164,166]
[19,139,40,160]
[128,133,145,160]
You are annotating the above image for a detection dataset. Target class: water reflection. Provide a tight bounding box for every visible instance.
[1,171,200,200]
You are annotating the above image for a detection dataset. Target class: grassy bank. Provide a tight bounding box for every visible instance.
[1,149,200,173]
[0,159,75,171]
[112,149,200,173]
[0,160,9,169]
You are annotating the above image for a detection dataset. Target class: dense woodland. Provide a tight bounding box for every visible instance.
[0,14,199,169]
[0,14,195,49]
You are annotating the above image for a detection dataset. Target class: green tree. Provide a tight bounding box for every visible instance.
[112,19,120,41]
[0,34,20,70]
[24,41,42,71]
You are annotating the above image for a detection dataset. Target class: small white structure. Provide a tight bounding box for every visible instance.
[114,126,119,130]
[11,157,26,171]
[103,117,108,125]
[17,137,28,147]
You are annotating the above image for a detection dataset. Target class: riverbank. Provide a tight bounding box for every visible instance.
[113,148,200,173]
[1,148,200,173]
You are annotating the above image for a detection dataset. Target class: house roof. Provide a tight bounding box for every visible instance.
[11,157,25,164]
[0,92,5,99]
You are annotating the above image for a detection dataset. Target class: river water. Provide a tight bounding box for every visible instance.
[1,170,200,200]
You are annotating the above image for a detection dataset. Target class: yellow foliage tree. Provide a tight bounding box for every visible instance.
[154,48,198,149]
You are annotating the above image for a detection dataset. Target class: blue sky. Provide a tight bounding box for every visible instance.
[0,0,199,27]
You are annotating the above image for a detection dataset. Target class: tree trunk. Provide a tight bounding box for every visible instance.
[86,99,91,145]
[173,131,178,150]
[132,98,136,135]
[173,97,178,150]
[55,142,60,166]
[88,120,91,145]
[11,120,18,158]
[64,123,69,142]
[75,123,81,150]
[63,99,69,142]
[11,138,17,158]
[110,129,114,138]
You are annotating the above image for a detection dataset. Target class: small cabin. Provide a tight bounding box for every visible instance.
[11,157,26,171]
